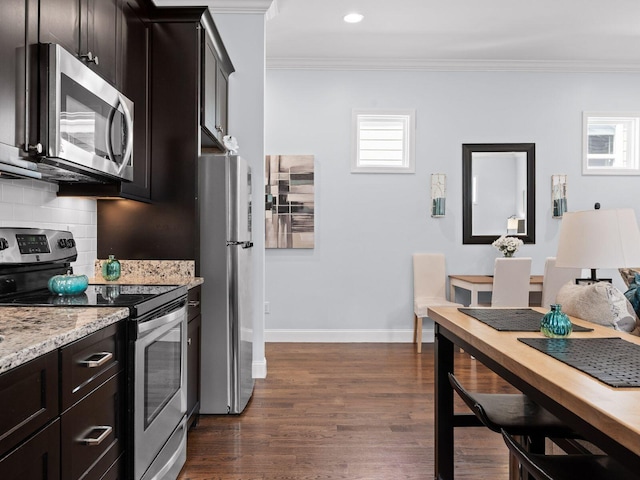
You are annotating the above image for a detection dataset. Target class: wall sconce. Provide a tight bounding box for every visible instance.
[431,173,446,217]
[507,215,525,234]
[551,174,567,218]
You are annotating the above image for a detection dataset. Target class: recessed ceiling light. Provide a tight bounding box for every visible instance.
[343,13,364,24]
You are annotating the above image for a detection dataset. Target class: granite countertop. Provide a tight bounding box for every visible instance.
[0,260,203,376]
[89,276,203,289]
[0,306,128,374]
[91,259,203,289]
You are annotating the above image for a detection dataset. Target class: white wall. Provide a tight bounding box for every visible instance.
[0,178,97,275]
[213,12,267,378]
[265,69,640,342]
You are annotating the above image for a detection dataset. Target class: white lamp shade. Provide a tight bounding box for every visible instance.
[555,208,640,269]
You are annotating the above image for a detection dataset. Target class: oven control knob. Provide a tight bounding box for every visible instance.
[58,238,68,248]
[0,238,8,250]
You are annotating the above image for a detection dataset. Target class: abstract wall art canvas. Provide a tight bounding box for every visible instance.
[265,155,315,248]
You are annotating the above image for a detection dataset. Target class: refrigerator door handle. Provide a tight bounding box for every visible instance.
[226,241,253,248]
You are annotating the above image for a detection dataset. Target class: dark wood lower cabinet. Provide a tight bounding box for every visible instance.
[0,419,61,480]
[0,323,126,480]
[187,285,202,429]
[100,455,126,480]
[0,350,59,458]
[61,373,124,480]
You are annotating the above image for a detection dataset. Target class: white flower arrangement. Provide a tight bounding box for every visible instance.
[492,235,523,257]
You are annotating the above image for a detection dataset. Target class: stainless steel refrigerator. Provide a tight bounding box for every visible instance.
[198,154,254,414]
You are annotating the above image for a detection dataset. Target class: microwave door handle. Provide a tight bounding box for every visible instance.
[105,105,117,165]
[105,95,133,175]
[117,94,133,175]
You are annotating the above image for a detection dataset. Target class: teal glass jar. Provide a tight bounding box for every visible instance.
[540,304,572,338]
[102,254,121,281]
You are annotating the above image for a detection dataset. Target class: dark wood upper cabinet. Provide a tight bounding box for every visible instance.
[57,0,152,201]
[201,14,233,150]
[216,66,229,143]
[40,0,121,85]
[97,7,234,260]
[0,0,38,150]
[84,0,121,85]
[39,0,79,60]
[202,36,219,142]
[201,33,230,148]
[119,0,150,200]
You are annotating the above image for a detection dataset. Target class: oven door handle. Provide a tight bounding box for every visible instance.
[138,304,187,336]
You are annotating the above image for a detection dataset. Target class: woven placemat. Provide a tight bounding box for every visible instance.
[458,308,593,332]
[519,337,640,388]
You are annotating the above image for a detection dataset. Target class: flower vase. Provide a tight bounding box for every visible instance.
[102,254,121,281]
[540,304,572,338]
[503,251,514,258]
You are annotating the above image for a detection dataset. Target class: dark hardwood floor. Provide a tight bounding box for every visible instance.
[178,343,518,479]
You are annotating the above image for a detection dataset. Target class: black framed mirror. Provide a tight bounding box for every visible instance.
[462,143,535,244]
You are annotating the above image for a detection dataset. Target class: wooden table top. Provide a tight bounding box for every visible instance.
[428,306,640,458]
[449,274,544,284]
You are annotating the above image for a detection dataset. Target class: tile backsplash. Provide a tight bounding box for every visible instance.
[0,178,97,276]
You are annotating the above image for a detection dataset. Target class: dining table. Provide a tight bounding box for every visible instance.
[428,305,640,480]
[449,274,543,306]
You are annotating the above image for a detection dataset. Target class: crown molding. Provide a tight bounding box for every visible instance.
[153,0,274,13]
[266,57,640,73]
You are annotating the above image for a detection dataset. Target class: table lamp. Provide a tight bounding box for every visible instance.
[555,207,640,284]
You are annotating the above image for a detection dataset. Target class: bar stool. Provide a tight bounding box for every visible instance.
[502,429,640,480]
[448,373,577,452]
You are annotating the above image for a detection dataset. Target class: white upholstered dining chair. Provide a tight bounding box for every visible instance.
[491,257,532,307]
[413,253,463,353]
[541,256,581,309]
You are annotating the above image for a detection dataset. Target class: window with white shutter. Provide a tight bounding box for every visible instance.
[351,109,415,173]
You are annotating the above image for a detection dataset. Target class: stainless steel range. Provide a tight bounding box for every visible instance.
[0,228,188,480]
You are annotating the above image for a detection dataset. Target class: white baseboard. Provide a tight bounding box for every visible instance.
[252,356,267,379]
[264,328,435,343]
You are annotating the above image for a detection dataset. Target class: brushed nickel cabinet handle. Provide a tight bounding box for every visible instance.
[80,52,99,65]
[188,300,200,308]
[79,351,113,368]
[80,426,112,445]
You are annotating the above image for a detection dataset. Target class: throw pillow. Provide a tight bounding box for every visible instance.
[619,268,640,288]
[556,281,640,335]
[624,273,640,318]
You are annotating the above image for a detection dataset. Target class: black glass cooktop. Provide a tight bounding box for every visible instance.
[1,284,185,311]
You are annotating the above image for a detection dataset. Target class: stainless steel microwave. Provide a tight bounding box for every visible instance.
[30,43,134,183]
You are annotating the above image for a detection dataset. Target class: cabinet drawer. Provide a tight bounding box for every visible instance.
[0,418,60,480]
[61,373,124,480]
[0,350,58,457]
[188,285,201,321]
[99,453,125,480]
[61,322,125,410]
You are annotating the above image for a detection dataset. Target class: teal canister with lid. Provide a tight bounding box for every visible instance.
[102,254,121,281]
